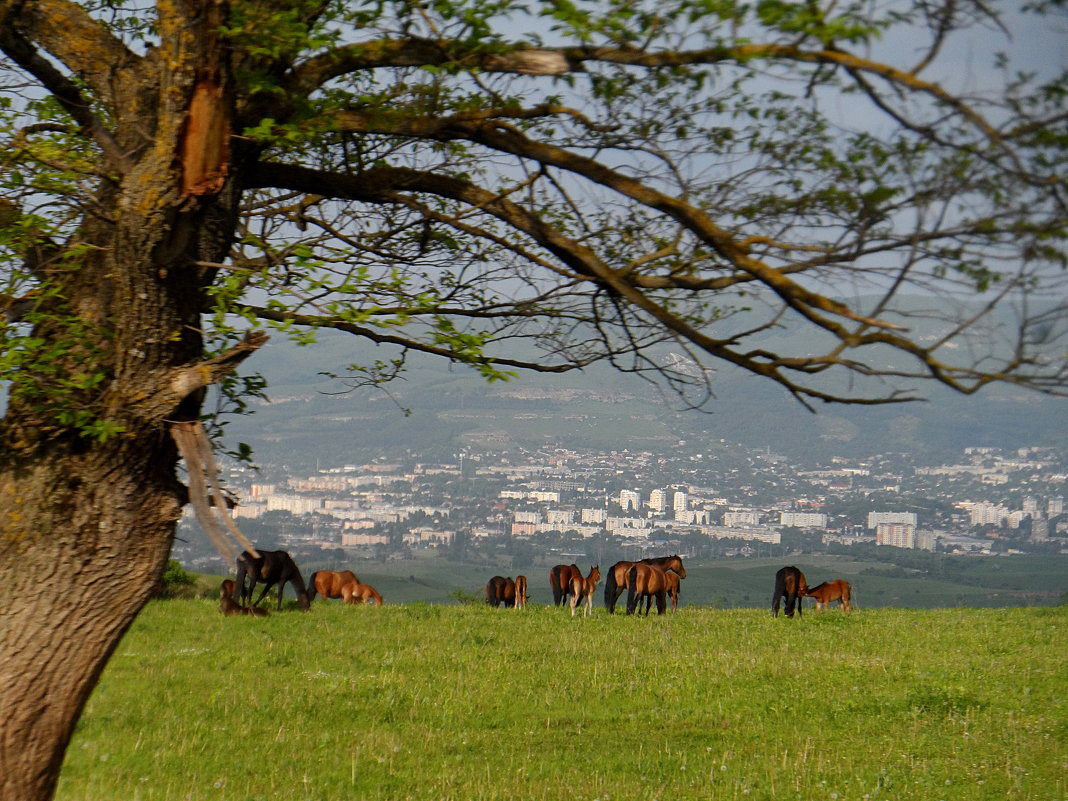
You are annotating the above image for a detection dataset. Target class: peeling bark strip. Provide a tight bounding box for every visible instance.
[178,0,230,197]
[171,420,258,562]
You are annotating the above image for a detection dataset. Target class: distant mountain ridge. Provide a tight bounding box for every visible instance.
[222,316,1065,467]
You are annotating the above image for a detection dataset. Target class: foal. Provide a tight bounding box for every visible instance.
[803,579,853,612]
[569,565,601,617]
[514,575,528,610]
[219,579,268,616]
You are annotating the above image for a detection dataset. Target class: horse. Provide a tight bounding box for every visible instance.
[344,582,384,605]
[771,565,807,618]
[308,569,360,602]
[569,565,601,617]
[218,579,268,617]
[514,575,528,610]
[625,563,674,615]
[664,569,681,612]
[234,549,311,611]
[549,564,582,607]
[485,575,516,608]
[604,555,687,613]
[803,579,853,612]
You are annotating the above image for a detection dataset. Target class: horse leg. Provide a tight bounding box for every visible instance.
[570,592,579,617]
[252,580,274,609]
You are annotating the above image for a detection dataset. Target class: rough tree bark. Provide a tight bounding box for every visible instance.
[0,2,254,798]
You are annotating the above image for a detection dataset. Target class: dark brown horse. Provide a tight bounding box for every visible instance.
[771,565,807,618]
[235,549,311,611]
[308,569,360,602]
[569,565,601,617]
[218,579,268,617]
[485,575,516,608]
[803,579,852,612]
[345,582,384,605]
[625,563,675,615]
[514,575,528,610]
[549,564,582,607]
[604,555,686,613]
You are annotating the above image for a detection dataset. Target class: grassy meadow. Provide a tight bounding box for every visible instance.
[55,599,1065,801]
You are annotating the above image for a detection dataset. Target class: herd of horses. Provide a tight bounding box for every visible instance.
[771,565,853,617]
[492,558,853,617]
[218,549,383,616]
[218,548,852,618]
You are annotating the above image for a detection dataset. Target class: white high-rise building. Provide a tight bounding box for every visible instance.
[618,490,640,511]
[673,491,688,513]
[780,511,828,528]
[648,489,667,513]
[867,511,918,529]
[877,523,916,548]
[723,510,761,527]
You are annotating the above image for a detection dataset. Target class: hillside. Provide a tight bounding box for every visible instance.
[220,323,1066,469]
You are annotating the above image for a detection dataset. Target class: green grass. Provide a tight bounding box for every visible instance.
[57,602,1066,801]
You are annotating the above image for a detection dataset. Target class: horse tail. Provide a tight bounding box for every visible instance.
[307,571,319,603]
[771,571,784,616]
[604,568,619,614]
[625,565,639,615]
[550,567,562,606]
[290,560,311,611]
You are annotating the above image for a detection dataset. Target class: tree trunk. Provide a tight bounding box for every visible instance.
[0,195,242,798]
[0,447,181,800]
[0,3,250,795]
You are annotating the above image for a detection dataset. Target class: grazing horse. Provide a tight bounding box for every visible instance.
[345,582,384,606]
[308,569,360,603]
[625,563,675,616]
[549,564,582,607]
[235,549,311,611]
[514,575,528,610]
[803,579,853,612]
[771,565,808,618]
[604,555,687,613]
[569,565,601,617]
[485,575,517,608]
[218,579,268,617]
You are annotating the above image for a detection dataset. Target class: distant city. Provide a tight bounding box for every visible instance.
[175,440,1067,572]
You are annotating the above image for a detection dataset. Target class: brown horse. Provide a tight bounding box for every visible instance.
[308,569,360,602]
[625,563,674,615]
[218,579,268,617]
[803,579,852,612]
[664,569,681,612]
[344,582,384,605]
[604,555,686,613]
[771,565,808,618]
[549,564,582,607]
[514,575,528,610]
[235,549,311,611]
[569,565,601,617]
[486,575,517,608]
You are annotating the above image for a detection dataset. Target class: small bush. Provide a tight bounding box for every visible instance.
[157,559,197,599]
